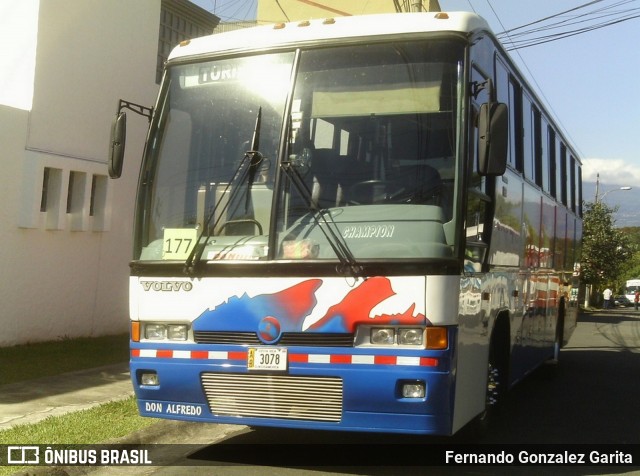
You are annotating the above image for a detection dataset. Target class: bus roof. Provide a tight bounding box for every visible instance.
[168,11,491,62]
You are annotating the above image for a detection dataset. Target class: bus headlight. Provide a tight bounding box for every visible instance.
[144,324,188,341]
[398,328,424,346]
[145,324,166,340]
[370,328,395,345]
[167,324,188,341]
[355,326,447,349]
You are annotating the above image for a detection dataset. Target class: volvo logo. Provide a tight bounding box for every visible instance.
[258,316,281,344]
[141,281,193,292]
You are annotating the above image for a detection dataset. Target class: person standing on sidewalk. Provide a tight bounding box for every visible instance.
[603,287,613,309]
[635,290,639,311]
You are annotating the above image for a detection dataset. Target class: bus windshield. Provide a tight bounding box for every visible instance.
[136,40,464,263]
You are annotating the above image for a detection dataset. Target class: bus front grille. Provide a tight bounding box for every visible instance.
[194,331,354,347]
[201,373,343,422]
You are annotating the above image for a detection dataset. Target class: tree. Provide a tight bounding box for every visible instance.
[618,226,640,283]
[580,201,632,304]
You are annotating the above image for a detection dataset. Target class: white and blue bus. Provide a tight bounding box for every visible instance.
[110,10,582,436]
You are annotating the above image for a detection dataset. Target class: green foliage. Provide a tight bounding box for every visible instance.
[581,201,633,298]
[617,226,640,287]
[0,397,151,446]
[619,226,640,249]
[0,334,129,385]
[0,336,154,476]
[0,397,158,476]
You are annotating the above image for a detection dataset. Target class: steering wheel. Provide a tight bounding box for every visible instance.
[347,180,407,205]
[219,218,263,235]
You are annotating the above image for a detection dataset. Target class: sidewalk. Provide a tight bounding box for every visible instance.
[0,362,133,431]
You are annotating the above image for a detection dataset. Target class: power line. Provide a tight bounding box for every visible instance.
[502,13,640,50]
[275,0,291,21]
[484,0,586,158]
[199,0,257,22]
[497,0,607,36]
[493,0,640,50]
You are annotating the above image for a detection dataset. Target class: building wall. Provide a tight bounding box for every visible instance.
[257,0,441,23]
[258,0,396,22]
[0,0,159,346]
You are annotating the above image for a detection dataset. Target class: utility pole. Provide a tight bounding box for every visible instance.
[594,172,631,203]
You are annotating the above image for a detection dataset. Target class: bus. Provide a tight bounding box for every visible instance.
[624,279,640,303]
[109,10,582,436]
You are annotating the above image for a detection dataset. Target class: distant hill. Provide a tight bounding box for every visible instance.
[582,181,640,228]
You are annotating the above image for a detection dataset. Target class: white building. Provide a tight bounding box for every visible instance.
[0,0,217,346]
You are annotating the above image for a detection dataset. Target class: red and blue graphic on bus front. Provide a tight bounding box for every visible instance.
[191,276,427,343]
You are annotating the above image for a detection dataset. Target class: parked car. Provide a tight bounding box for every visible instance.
[614,295,632,307]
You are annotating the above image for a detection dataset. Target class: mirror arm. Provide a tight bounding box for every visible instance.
[471,78,493,101]
[117,99,153,123]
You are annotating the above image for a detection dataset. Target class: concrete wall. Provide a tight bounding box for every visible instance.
[0,0,159,346]
[258,0,396,22]
[257,0,441,23]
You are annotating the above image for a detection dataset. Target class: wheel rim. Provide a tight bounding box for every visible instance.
[486,363,500,407]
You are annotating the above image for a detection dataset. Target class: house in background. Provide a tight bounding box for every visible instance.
[0,0,217,346]
[0,0,442,347]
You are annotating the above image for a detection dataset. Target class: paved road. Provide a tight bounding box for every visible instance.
[88,307,640,475]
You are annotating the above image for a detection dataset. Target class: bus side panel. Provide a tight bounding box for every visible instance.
[452,272,489,433]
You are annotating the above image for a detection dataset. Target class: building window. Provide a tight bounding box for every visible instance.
[40,167,63,230]
[67,171,86,214]
[90,174,109,231]
[89,174,106,217]
[40,167,50,212]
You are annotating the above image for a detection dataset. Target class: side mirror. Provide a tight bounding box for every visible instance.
[108,112,127,179]
[478,102,508,176]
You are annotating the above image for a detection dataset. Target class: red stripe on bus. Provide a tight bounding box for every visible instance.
[330,354,352,364]
[374,355,396,365]
[228,351,247,361]
[420,357,438,367]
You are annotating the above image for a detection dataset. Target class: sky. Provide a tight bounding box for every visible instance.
[0,1,38,110]
[192,0,640,195]
[440,0,640,193]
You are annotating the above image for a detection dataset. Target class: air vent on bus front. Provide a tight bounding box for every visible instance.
[193,331,354,347]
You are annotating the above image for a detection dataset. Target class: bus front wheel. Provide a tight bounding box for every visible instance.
[464,324,509,440]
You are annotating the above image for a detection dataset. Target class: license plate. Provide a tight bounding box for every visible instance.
[247,347,287,371]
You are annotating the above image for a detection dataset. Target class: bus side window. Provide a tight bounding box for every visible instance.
[465,67,493,271]
[465,106,491,271]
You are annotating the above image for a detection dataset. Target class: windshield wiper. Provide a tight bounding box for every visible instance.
[184,107,263,275]
[280,156,364,279]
